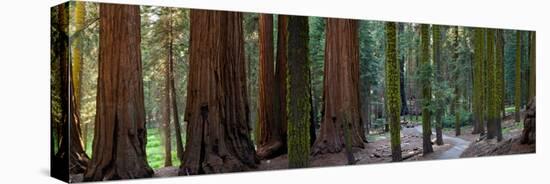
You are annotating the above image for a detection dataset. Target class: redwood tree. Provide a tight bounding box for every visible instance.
[84,4,153,181]
[257,14,286,159]
[312,18,364,155]
[179,10,257,175]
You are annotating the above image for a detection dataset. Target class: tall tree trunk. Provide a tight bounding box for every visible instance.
[453,26,461,136]
[432,24,444,145]
[486,29,497,139]
[168,8,185,162]
[515,31,522,123]
[179,10,257,175]
[52,4,70,181]
[52,3,90,177]
[286,15,312,168]
[312,18,364,155]
[528,32,536,101]
[275,15,288,148]
[163,37,173,167]
[472,28,485,134]
[495,29,504,141]
[257,14,285,159]
[400,55,408,116]
[420,24,433,153]
[84,4,153,181]
[385,22,402,161]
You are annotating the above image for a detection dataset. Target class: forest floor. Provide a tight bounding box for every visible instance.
[70,112,533,182]
[255,121,472,171]
[460,112,535,157]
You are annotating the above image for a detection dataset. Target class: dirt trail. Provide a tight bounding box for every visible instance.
[414,125,471,159]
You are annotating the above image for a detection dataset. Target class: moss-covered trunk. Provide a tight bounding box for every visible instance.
[495,29,504,141]
[486,29,497,139]
[432,24,444,146]
[286,15,311,168]
[420,24,433,154]
[528,32,536,101]
[472,28,485,134]
[515,31,522,123]
[385,22,402,161]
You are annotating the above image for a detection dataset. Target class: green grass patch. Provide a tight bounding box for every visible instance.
[83,127,184,169]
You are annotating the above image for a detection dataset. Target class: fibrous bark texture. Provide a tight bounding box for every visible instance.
[312,18,364,155]
[420,24,433,154]
[385,22,402,162]
[257,14,286,159]
[179,10,257,175]
[515,31,522,123]
[432,24,444,146]
[521,97,535,144]
[84,4,153,181]
[472,28,485,134]
[286,15,312,168]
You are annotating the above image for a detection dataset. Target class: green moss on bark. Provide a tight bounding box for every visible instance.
[286,15,311,169]
[385,22,402,161]
[420,24,433,154]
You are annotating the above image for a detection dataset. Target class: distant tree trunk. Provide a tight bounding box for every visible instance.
[432,24,444,145]
[257,14,286,159]
[312,18,364,155]
[364,82,371,135]
[400,55,408,116]
[54,3,90,175]
[72,1,85,106]
[167,8,185,163]
[286,15,312,168]
[485,29,497,139]
[420,24,433,153]
[275,15,288,147]
[385,22,402,161]
[84,4,153,181]
[163,39,173,167]
[472,28,485,134]
[528,32,536,101]
[515,31,522,123]
[453,26,461,136]
[179,10,257,175]
[495,29,504,141]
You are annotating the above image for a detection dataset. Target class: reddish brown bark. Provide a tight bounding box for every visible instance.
[84,4,153,181]
[312,18,364,155]
[257,14,286,159]
[179,10,257,175]
[275,15,288,143]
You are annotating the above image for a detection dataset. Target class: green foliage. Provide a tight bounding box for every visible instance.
[308,17,325,123]
[146,128,182,169]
